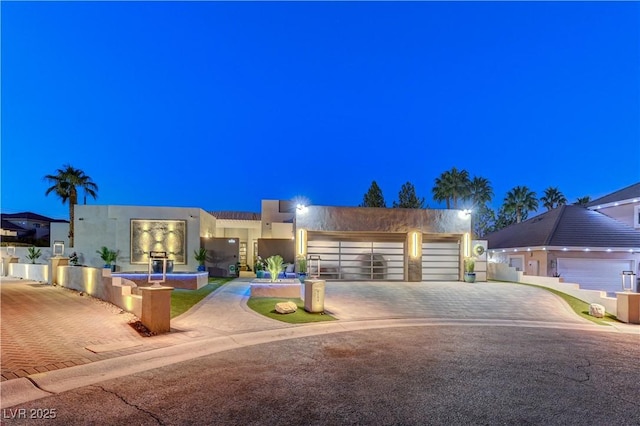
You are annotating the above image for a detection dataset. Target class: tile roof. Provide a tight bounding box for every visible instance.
[1,212,67,222]
[485,205,640,249]
[1,219,26,231]
[586,182,640,207]
[209,211,261,221]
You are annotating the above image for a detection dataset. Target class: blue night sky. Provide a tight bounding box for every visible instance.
[2,1,639,220]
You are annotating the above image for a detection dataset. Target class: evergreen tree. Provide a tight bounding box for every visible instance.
[393,182,425,209]
[360,181,386,207]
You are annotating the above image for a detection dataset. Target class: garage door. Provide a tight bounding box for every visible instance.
[422,241,460,281]
[557,258,634,294]
[306,240,404,280]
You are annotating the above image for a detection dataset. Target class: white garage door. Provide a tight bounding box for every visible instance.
[422,242,460,281]
[307,240,404,280]
[557,258,634,294]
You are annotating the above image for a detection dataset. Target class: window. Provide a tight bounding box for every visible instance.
[635,205,640,229]
[239,242,247,266]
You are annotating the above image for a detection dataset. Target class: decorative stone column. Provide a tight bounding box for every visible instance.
[139,286,174,334]
[1,256,19,277]
[406,231,422,282]
[49,256,70,285]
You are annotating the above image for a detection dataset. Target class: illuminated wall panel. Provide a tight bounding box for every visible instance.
[131,220,186,264]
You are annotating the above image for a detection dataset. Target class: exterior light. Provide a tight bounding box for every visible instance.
[562,248,568,251]
[297,229,307,256]
[463,233,471,257]
[6,246,15,256]
[53,241,65,256]
[584,248,590,252]
[296,204,308,214]
[228,239,235,244]
[410,231,420,258]
[514,249,518,252]
[606,249,612,252]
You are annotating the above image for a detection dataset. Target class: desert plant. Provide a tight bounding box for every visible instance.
[96,246,118,267]
[265,255,284,282]
[297,255,307,273]
[464,257,475,273]
[26,246,42,264]
[194,247,207,266]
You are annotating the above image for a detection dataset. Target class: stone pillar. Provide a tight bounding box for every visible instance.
[49,256,70,284]
[1,256,19,277]
[406,231,422,282]
[615,292,640,324]
[139,286,174,334]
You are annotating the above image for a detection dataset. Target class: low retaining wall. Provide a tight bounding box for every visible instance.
[488,263,618,315]
[250,280,302,298]
[58,266,143,317]
[112,272,209,290]
[7,263,49,282]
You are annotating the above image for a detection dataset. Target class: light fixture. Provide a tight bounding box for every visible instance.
[297,229,307,256]
[562,248,568,251]
[606,249,612,252]
[6,246,15,256]
[53,241,65,256]
[584,248,590,252]
[296,203,308,214]
[411,232,419,258]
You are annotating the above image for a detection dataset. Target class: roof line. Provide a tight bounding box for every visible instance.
[544,205,565,246]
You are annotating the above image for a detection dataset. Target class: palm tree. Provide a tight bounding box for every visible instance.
[503,186,538,223]
[467,176,494,209]
[574,196,591,206]
[432,167,470,209]
[540,186,567,210]
[44,164,98,247]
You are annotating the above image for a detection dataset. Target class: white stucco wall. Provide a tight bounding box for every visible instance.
[73,205,210,272]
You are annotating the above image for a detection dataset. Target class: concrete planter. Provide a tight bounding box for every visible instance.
[250,279,302,298]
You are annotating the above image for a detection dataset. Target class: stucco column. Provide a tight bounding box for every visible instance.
[1,256,18,277]
[140,286,174,334]
[49,256,70,285]
[406,231,422,282]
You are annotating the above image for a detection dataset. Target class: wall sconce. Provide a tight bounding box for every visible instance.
[296,204,308,214]
[6,246,16,257]
[463,233,471,258]
[297,229,307,256]
[228,239,236,244]
[410,231,420,258]
[53,241,65,256]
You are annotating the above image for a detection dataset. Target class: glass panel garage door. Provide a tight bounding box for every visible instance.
[307,240,404,280]
[422,242,460,281]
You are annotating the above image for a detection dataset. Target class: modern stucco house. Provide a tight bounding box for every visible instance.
[49,201,482,282]
[485,182,640,294]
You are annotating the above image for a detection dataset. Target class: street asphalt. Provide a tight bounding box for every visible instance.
[1,276,639,424]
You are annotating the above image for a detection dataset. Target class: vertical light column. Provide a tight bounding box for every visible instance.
[406,231,422,282]
[297,228,307,257]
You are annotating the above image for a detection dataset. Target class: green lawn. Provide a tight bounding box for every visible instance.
[492,280,618,326]
[170,277,233,318]
[247,297,337,324]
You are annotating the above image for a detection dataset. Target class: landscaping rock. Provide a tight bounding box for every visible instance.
[589,303,605,318]
[275,301,298,314]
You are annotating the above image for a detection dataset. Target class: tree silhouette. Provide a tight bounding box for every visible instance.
[432,167,470,209]
[44,164,98,247]
[503,186,538,223]
[360,181,386,207]
[540,187,567,210]
[393,182,425,209]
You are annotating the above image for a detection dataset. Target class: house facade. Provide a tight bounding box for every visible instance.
[485,183,640,294]
[46,201,479,282]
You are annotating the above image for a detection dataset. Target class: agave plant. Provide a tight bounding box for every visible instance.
[265,255,284,282]
[26,246,42,264]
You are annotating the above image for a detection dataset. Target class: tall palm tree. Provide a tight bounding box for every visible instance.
[540,186,567,211]
[503,186,538,223]
[432,167,470,209]
[44,164,98,247]
[574,196,591,206]
[467,176,494,209]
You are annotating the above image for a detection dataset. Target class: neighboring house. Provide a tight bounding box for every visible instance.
[586,182,640,229]
[485,183,640,294]
[0,212,68,244]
